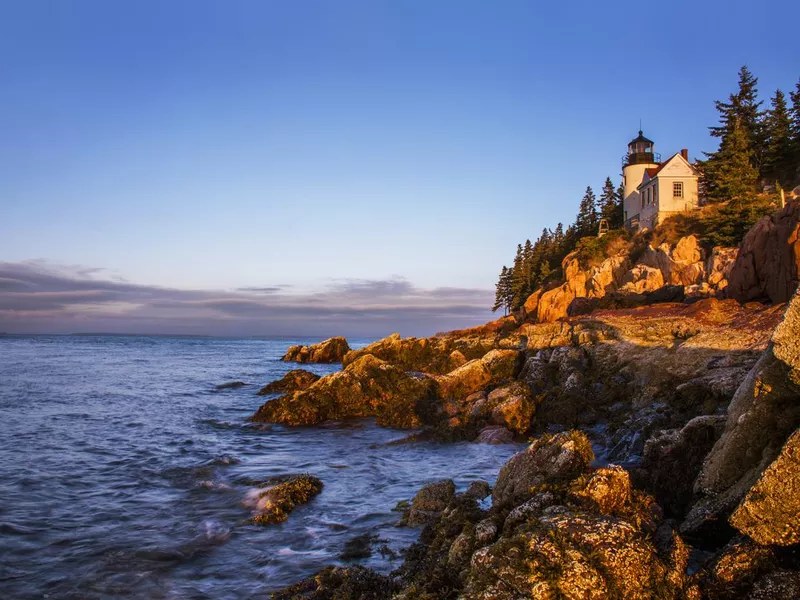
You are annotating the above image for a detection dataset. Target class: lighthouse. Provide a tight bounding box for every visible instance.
[622,130,660,230]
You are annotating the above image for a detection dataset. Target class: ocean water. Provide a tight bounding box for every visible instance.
[0,335,521,599]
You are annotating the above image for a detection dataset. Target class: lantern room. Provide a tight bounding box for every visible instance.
[623,130,660,166]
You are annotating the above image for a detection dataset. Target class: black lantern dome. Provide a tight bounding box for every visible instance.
[623,130,660,167]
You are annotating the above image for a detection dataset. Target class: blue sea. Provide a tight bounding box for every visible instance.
[0,335,520,599]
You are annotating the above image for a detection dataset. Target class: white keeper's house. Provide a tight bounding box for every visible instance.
[622,130,700,232]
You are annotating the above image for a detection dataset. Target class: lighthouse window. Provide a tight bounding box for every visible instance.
[673,182,684,198]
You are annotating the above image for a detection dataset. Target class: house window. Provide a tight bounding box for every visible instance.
[673,182,684,198]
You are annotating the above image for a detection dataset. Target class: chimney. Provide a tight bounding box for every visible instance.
[681,148,689,161]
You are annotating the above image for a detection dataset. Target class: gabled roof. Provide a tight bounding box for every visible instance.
[637,152,698,189]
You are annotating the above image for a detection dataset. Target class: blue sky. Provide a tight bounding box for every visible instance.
[1,1,798,336]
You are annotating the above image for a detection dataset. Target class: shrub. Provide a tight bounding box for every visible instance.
[654,196,778,250]
[573,229,631,269]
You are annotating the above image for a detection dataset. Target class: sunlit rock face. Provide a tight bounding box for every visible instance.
[281,336,351,363]
[727,200,800,304]
[251,354,439,429]
[257,369,320,395]
[683,286,800,540]
[729,428,800,546]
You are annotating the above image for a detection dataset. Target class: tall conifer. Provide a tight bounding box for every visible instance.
[790,79,800,185]
[600,177,621,228]
[704,118,759,203]
[575,186,598,237]
[703,66,764,202]
[763,89,794,187]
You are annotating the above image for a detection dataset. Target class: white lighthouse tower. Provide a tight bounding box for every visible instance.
[622,130,660,230]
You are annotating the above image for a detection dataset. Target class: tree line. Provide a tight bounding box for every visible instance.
[492,177,623,314]
[702,66,800,203]
[493,65,800,315]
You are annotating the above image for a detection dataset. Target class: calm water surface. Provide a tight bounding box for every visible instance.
[0,336,521,599]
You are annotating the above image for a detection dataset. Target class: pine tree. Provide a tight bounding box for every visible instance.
[575,186,598,237]
[702,66,765,202]
[763,89,794,188]
[552,223,564,246]
[709,66,765,171]
[599,177,621,229]
[522,239,535,298]
[510,244,527,310]
[502,267,514,313]
[789,79,800,185]
[704,117,759,204]
[492,266,507,313]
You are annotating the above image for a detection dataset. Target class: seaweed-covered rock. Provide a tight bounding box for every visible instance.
[492,431,594,510]
[729,428,800,546]
[250,355,438,428]
[248,474,323,525]
[400,479,456,527]
[464,480,491,500]
[274,432,705,599]
[282,337,351,363]
[465,510,691,600]
[696,537,776,600]
[257,369,321,395]
[270,565,399,600]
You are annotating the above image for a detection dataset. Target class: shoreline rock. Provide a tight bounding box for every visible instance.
[281,337,351,363]
[257,369,320,395]
[251,355,439,429]
[247,474,323,525]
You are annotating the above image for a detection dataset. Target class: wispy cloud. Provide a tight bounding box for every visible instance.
[0,261,494,337]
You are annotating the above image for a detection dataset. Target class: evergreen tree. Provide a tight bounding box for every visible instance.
[522,239,535,297]
[599,177,622,229]
[500,267,514,314]
[510,244,527,310]
[552,223,564,246]
[702,66,765,202]
[538,260,552,284]
[575,186,598,237]
[763,89,794,187]
[790,79,800,185]
[704,117,759,204]
[492,266,515,315]
[492,266,507,313]
[709,65,765,170]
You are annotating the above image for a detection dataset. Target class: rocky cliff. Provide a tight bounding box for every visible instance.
[525,235,739,324]
[256,205,800,599]
[524,200,800,325]
[727,200,800,304]
[266,287,800,596]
